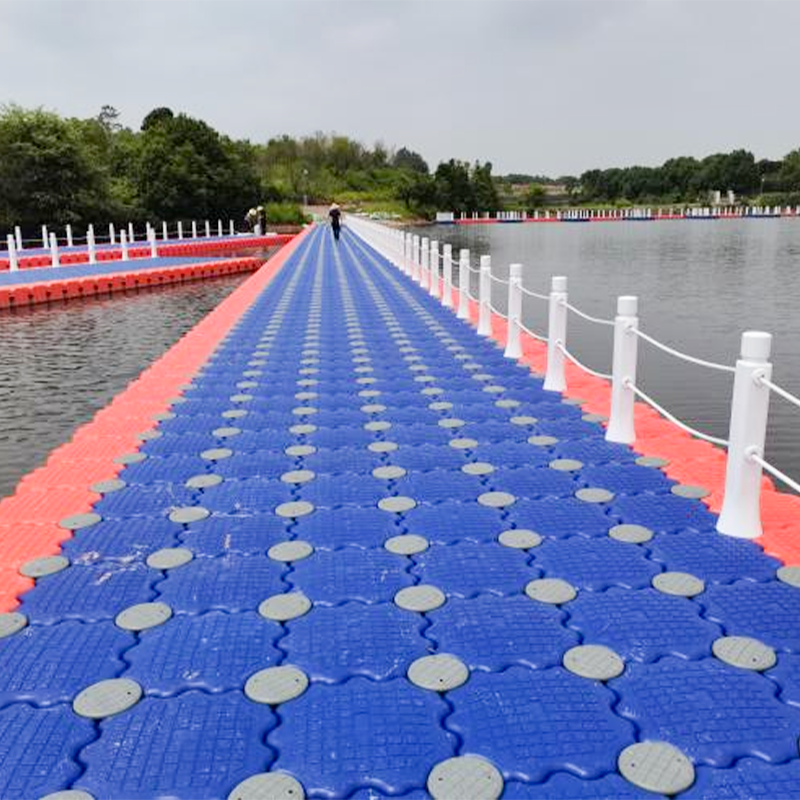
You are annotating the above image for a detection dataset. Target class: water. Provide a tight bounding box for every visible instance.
[0,276,248,500]
[416,219,800,484]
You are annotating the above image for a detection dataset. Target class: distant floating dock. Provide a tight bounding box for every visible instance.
[1,224,800,798]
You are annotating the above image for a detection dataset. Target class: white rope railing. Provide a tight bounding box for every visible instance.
[630,326,736,374]
[557,342,612,380]
[562,299,614,327]
[519,319,548,342]
[488,301,508,319]
[488,273,509,286]
[756,373,800,413]
[625,379,729,446]
[519,285,549,301]
[749,450,800,495]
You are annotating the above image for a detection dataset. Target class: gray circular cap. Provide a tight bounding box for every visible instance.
[609,524,654,544]
[550,459,583,472]
[245,665,309,705]
[281,470,315,485]
[712,635,777,671]
[297,379,318,387]
[563,645,625,681]
[462,462,495,476]
[137,430,161,441]
[427,755,504,800]
[72,678,143,719]
[115,602,173,631]
[39,792,96,800]
[483,386,506,395]
[259,592,312,622]
[295,392,318,401]
[378,496,417,513]
[385,534,429,555]
[361,404,386,414]
[478,491,516,508]
[228,773,306,800]
[528,435,558,446]
[0,612,27,639]
[576,488,615,503]
[408,654,469,692]
[275,501,315,518]
[268,541,314,563]
[146,548,193,570]
[449,438,478,450]
[90,479,126,495]
[421,387,444,396]
[285,445,316,457]
[429,401,453,411]
[212,427,241,439]
[495,399,521,409]
[562,397,586,406]
[113,452,146,465]
[222,409,248,419]
[499,529,542,549]
[472,374,493,382]
[356,377,377,385]
[168,506,210,524]
[582,413,608,423]
[289,424,317,436]
[511,415,539,427]
[618,742,696,795]
[151,412,175,421]
[652,571,705,597]
[365,421,392,432]
[372,465,407,480]
[636,455,670,468]
[777,566,800,588]
[359,389,381,398]
[230,394,253,403]
[201,448,233,462]
[671,484,711,499]
[439,418,465,429]
[186,474,223,489]
[59,512,101,531]
[292,407,318,417]
[525,578,577,605]
[20,555,69,579]
[369,441,398,453]
[395,585,446,612]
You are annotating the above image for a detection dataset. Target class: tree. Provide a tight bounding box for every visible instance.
[97,105,122,133]
[524,185,546,209]
[393,147,429,174]
[141,107,174,131]
[472,161,499,211]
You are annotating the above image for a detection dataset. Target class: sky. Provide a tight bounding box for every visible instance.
[1,0,798,177]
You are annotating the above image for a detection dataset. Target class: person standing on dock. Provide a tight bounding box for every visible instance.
[256,206,266,236]
[329,202,342,241]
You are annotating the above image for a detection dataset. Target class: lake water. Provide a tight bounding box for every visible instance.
[414,219,800,484]
[0,275,248,500]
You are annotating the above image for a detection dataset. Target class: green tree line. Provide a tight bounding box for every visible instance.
[0,104,498,234]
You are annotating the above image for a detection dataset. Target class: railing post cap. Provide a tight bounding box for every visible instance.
[617,295,638,316]
[460,248,469,257]
[480,254,491,267]
[741,330,772,361]
[443,243,452,253]
[509,263,522,279]
[552,275,567,292]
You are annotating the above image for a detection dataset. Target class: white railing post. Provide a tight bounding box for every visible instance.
[120,230,129,261]
[205,220,211,238]
[66,224,73,248]
[717,331,773,539]
[109,223,116,245]
[149,229,158,258]
[230,220,235,236]
[7,235,18,271]
[457,249,471,319]
[128,222,134,242]
[178,221,184,240]
[87,226,97,264]
[430,240,440,298]
[49,232,60,268]
[504,263,523,359]
[606,296,639,443]
[217,219,223,237]
[41,225,49,248]
[420,238,430,289]
[543,276,568,392]
[412,235,420,281]
[478,255,492,336]
[192,221,198,239]
[442,244,453,307]
[14,226,22,251]
[162,221,169,241]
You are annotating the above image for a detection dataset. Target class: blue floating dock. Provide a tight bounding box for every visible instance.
[2,225,800,798]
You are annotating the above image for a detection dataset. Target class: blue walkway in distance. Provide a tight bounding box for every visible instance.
[2,225,800,799]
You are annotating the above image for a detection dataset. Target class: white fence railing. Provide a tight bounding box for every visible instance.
[346,214,800,541]
[2,218,254,272]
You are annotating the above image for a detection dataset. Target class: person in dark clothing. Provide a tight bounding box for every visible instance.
[329,203,341,240]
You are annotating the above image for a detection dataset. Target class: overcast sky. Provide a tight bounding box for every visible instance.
[1,0,798,176]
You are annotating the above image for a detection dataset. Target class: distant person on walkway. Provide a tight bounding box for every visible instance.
[245,207,257,232]
[329,203,341,241]
[256,206,266,236]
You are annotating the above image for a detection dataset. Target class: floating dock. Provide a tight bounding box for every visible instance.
[1,225,800,799]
